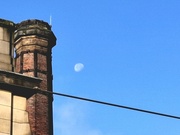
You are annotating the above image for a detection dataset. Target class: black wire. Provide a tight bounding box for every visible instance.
[35,88,180,120]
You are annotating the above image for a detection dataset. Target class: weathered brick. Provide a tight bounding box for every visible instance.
[37,53,47,71]
[37,72,47,90]
[23,53,34,70]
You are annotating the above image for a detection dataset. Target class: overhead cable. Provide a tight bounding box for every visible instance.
[34,88,180,120]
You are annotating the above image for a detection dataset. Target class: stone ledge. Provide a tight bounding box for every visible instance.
[0,18,15,30]
[0,70,42,97]
[0,69,42,87]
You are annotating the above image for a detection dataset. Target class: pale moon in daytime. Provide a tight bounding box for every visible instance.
[74,63,84,72]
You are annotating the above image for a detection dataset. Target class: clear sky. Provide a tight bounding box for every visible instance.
[1,0,180,134]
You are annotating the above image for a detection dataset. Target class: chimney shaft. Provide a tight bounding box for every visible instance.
[14,19,56,135]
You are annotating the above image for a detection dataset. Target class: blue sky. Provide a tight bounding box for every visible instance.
[1,0,180,134]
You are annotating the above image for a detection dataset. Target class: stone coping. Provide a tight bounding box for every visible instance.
[0,69,42,88]
[14,19,56,46]
[0,69,43,97]
[16,19,51,30]
[0,18,15,30]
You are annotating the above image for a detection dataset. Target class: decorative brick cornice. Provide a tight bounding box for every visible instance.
[14,19,56,47]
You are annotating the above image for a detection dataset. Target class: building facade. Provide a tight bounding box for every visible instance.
[0,18,56,135]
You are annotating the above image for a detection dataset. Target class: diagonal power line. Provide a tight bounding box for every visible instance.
[34,88,180,120]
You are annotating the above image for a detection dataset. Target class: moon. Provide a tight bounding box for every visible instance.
[74,63,84,72]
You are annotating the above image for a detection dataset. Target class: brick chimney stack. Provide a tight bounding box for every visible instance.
[14,19,56,135]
